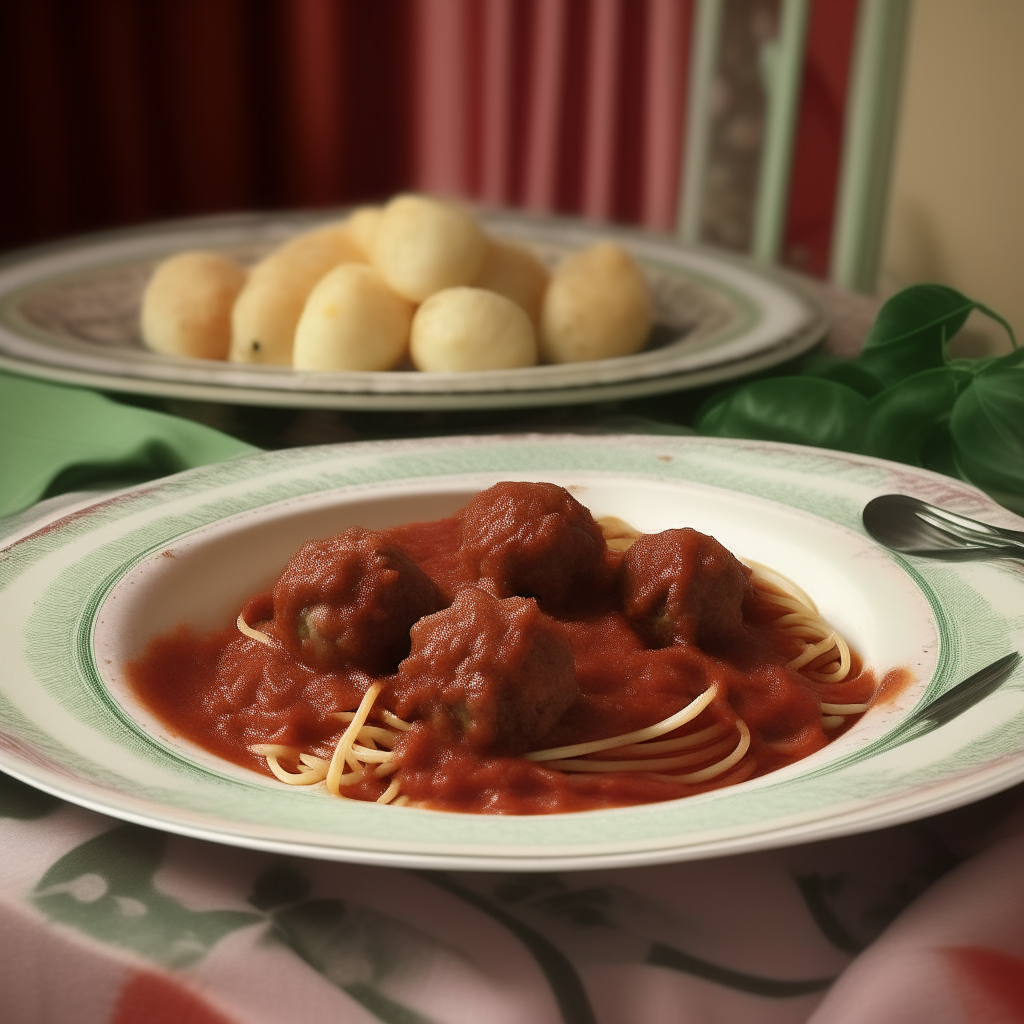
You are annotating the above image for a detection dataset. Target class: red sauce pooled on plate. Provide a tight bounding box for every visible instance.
[127,482,879,814]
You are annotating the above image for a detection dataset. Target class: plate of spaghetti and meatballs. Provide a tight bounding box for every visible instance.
[1,435,1023,870]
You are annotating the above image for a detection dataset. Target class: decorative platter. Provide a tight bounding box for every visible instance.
[1,434,1022,871]
[0,210,827,410]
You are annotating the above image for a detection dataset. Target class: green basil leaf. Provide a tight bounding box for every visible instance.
[691,383,740,423]
[919,427,959,479]
[974,303,1020,350]
[950,359,1024,514]
[696,378,869,452]
[983,345,1024,372]
[947,356,999,378]
[863,366,974,466]
[796,352,885,398]
[857,284,975,385]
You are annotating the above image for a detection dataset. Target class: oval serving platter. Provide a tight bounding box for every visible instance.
[0,210,827,410]
[1,435,1022,871]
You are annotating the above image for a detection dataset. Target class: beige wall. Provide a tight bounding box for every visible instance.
[880,0,1024,355]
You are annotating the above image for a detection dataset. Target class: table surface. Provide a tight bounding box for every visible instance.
[4,276,1024,1024]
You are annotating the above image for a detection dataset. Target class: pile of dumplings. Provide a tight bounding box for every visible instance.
[140,194,653,373]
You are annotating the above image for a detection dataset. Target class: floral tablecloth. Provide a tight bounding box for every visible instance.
[4,768,1024,1024]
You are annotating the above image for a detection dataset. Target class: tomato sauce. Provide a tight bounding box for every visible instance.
[127,482,878,814]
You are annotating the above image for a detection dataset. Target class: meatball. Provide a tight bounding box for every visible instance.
[268,527,443,675]
[619,528,753,651]
[458,481,606,613]
[391,587,578,755]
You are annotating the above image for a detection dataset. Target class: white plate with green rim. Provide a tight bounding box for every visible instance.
[0,210,826,410]
[2,435,1022,871]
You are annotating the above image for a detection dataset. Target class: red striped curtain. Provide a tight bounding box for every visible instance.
[0,0,856,278]
[0,0,415,244]
[412,0,692,231]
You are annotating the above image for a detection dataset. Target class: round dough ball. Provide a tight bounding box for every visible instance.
[539,241,652,363]
[472,238,550,326]
[372,194,486,303]
[410,287,537,372]
[140,251,246,360]
[344,206,381,259]
[293,263,414,372]
[230,223,365,365]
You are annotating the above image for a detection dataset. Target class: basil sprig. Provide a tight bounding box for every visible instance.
[695,285,1022,512]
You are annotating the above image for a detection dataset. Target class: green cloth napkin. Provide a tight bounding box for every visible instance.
[0,371,259,518]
